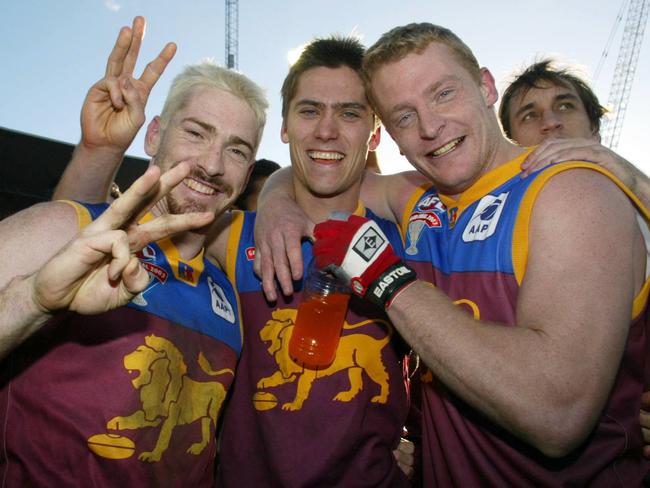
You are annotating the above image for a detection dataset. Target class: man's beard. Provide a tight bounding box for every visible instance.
[167,167,234,215]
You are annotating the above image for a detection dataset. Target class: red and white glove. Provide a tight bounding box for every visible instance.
[313,214,416,308]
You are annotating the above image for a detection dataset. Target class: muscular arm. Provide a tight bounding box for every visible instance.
[254,165,425,300]
[386,168,643,457]
[522,137,650,209]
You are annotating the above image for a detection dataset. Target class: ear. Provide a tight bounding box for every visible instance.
[280,120,289,144]
[145,116,162,157]
[368,125,381,151]
[479,68,499,108]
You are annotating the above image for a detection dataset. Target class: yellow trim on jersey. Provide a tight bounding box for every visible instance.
[437,149,534,221]
[225,209,247,348]
[226,210,245,283]
[58,200,93,230]
[512,161,650,319]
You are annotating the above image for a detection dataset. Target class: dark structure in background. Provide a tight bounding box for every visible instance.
[0,127,148,220]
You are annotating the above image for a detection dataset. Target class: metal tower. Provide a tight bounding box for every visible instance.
[225,0,239,69]
[601,0,649,149]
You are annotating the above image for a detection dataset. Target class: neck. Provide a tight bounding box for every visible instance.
[294,182,361,224]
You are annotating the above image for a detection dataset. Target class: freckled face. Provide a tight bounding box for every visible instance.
[371,42,501,196]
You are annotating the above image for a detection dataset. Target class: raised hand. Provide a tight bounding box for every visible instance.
[80,16,176,154]
[33,163,213,315]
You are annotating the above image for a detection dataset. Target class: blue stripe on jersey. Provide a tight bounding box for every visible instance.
[77,202,242,354]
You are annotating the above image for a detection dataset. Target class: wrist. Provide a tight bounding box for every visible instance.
[365,262,417,309]
[77,139,127,160]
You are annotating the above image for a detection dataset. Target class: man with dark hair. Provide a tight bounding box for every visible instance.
[214,35,410,487]
[255,22,650,486]
[498,58,650,210]
[499,59,606,140]
[233,158,281,210]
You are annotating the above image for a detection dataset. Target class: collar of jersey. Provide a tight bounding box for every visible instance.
[437,147,534,215]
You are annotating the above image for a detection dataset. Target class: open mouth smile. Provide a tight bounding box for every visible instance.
[428,136,465,158]
[183,178,217,195]
[308,150,345,162]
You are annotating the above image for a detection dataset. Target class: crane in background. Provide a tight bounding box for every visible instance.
[599,0,649,149]
[225,0,238,69]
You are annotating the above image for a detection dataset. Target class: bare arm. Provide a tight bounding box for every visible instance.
[522,137,650,209]
[386,168,642,457]
[253,165,425,300]
[0,163,213,359]
[53,16,176,202]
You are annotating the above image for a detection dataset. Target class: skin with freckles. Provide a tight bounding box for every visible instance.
[371,42,520,197]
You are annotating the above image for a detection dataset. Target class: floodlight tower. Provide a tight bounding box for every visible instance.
[225,0,239,69]
[601,0,649,149]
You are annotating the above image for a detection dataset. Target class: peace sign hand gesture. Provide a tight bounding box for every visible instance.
[80,16,176,154]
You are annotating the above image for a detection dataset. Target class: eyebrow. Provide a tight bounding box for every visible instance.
[294,99,369,112]
[183,117,255,152]
[514,92,580,118]
[388,75,461,115]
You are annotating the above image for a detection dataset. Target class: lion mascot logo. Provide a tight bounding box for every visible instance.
[256,309,392,411]
[103,334,234,462]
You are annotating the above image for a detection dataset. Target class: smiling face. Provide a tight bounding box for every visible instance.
[145,85,258,217]
[281,66,379,201]
[506,80,597,146]
[370,42,507,196]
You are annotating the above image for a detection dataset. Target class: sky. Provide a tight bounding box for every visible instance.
[1,0,648,175]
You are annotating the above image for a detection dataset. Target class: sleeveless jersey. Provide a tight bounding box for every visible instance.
[401,152,650,487]
[0,202,243,487]
[216,204,411,488]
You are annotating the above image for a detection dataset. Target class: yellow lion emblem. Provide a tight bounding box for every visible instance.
[105,334,233,462]
[257,308,392,411]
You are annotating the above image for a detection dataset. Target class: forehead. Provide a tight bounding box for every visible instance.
[511,80,583,110]
[291,66,367,104]
[371,42,474,110]
[175,86,259,141]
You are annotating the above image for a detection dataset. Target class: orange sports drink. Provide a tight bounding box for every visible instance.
[289,263,351,369]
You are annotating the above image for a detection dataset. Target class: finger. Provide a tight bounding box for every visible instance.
[128,212,215,250]
[122,16,145,76]
[89,165,164,232]
[268,235,296,297]
[121,77,145,128]
[106,25,132,77]
[139,42,177,98]
[122,256,150,293]
[105,76,126,110]
[106,230,132,281]
[258,243,279,302]
[102,162,192,231]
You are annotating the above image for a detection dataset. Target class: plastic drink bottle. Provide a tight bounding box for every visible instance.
[289,260,351,369]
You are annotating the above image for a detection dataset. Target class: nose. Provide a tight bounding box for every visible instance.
[314,113,338,141]
[198,148,225,177]
[540,110,562,134]
[418,110,443,140]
